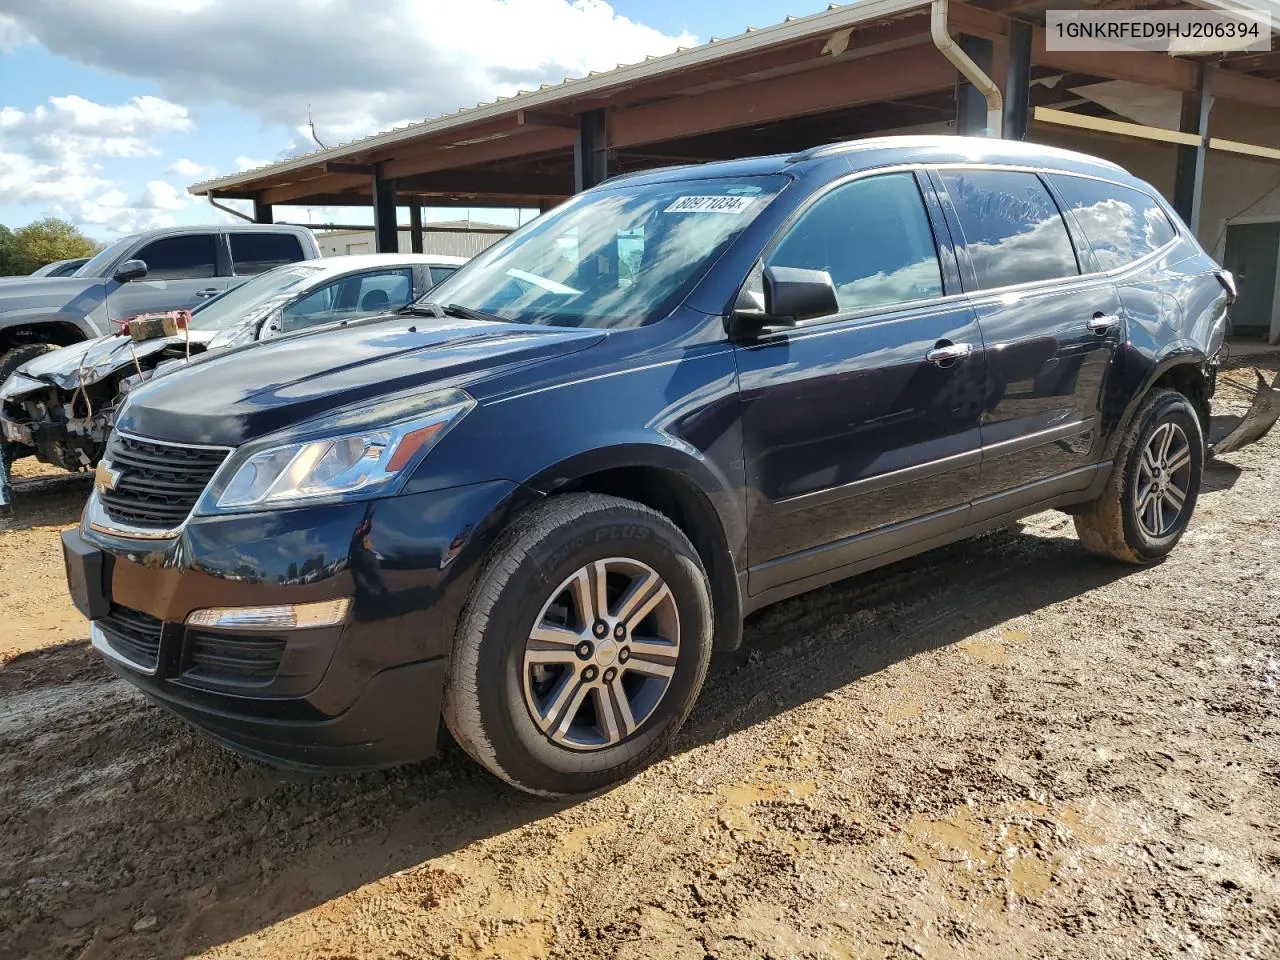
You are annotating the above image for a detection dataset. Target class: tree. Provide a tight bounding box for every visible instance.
[0,225,16,276]
[9,218,98,275]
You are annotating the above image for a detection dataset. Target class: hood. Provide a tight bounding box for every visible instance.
[0,275,101,303]
[116,315,605,446]
[18,329,217,391]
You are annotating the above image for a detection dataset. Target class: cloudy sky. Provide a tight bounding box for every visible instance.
[0,0,826,239]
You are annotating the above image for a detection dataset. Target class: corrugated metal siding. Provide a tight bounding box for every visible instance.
[315,229,505,259]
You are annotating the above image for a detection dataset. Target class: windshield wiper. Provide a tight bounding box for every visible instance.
[397,302,506,324]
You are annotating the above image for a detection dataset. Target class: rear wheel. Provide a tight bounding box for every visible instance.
[443,493,713,797]
[1074,388,1204,563]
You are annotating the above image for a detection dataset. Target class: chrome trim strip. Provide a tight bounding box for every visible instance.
[115,430,233,452]
[86,491,184,541]
[775,447,981,514]
[980,418,1094,462]
[90,622,159,676]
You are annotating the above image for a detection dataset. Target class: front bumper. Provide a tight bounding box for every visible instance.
[68,478,534,771]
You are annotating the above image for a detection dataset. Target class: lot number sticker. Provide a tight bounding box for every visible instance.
[663,195,755,214]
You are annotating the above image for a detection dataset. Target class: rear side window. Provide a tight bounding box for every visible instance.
[765,172,943,316]
[428,265,458,287]
[133,234,218,280]
[1049,175,1176,271]
[230,232,305,274]
[938,169,1079,290]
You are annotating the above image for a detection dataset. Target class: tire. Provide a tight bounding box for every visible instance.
[1074,388,1204,564]
[0,344,55,464]
[443,493,713,797]
[0,343,53,385]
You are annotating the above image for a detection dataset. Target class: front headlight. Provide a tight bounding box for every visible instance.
[200,389,474,513]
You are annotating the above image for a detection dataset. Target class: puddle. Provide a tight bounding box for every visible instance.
[902,799,1106,909]
[959,637,1009,665]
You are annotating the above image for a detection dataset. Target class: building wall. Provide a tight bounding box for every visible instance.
[315,229,505,259]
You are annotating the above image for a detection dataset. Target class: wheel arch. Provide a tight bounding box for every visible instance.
[525,444,745,652]
[1107,348,1211,460]
[0,318,92,352]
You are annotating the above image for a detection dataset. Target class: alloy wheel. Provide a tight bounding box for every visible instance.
[522,557,680,751]
[1134,421,1193,538]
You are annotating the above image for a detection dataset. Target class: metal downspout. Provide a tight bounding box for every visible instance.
[931,0,1003,137]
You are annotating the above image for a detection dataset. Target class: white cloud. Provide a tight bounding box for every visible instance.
[0,95,193,234]
[3,0,693,142]
[233,155,271,172]
[167,157,218,180]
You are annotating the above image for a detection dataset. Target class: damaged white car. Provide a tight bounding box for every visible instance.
[0,253,465,473]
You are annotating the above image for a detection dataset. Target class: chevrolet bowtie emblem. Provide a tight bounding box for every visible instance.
[94,461,122,495]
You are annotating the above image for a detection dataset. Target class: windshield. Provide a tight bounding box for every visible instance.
[188,264,324,331]
[74,236,135,278]
[422,174,788,328]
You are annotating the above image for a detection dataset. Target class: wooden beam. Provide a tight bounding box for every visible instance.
[324,161,375,175]
[610,42,953,149]
[258,172,367,205]
[395,170,573,197]
[381,125,575,180]
[1209,68,1280,110]
[516,109,578,129]
[1032,106,1200,146]
[947,3,1011,41]
[1209,137,1280,162]
[1032,27,1199,92]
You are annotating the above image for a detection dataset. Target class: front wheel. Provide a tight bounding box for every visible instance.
[443,493,713,797]
[1075,388,1204,563]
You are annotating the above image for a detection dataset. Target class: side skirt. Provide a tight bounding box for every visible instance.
[742,462,1110,616]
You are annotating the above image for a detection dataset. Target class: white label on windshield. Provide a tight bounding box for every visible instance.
[663,195,755,215]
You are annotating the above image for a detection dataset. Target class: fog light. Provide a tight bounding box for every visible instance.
[186,599,351,631]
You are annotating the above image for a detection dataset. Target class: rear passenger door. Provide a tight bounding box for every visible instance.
[932,168,1124,505]
[112,233,227,317]
[736,171,986,594]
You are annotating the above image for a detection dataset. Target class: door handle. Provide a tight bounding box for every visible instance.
[1088,313,1121,334]
[925,341,973,366]
[195,287,220,298]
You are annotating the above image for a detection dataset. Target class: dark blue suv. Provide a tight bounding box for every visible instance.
[63,137,1231,796]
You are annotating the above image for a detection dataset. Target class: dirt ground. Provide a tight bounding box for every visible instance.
[2,363,1278,960]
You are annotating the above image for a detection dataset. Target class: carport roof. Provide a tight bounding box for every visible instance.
[189,0,1280,207]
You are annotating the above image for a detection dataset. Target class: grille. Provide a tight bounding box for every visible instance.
[98,606,163,670]
[98,433,228,530]
[183,632,287,685]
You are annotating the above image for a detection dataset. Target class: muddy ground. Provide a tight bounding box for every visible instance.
[2,363,1278,960]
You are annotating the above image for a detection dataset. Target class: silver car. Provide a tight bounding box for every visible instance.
[0,253,466,475]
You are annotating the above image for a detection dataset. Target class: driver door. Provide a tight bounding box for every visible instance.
[734,171,985,595]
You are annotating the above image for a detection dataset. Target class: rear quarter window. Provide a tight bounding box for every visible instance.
[938,169,1080,290]
[1049,175,1176,271]
[230,232,306,274]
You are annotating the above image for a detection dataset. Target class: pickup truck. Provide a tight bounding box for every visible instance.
[0,224,320,386]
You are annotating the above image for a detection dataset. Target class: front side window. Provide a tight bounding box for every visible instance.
[1049,175,1176,271]
[763,172,943,317]
[230,232,305,274]
[938,169,1079,290]
[280,268,413,332]
[133,234,218,280]
[421,175,788,328]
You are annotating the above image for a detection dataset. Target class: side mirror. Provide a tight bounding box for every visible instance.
[730,265,839,337]
[763,266,838,323]
[113,259,148,284]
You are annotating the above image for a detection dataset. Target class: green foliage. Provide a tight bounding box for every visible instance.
[0,225,16,276]
[1,218,99,275]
